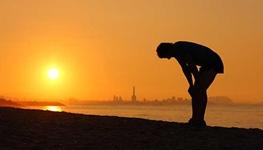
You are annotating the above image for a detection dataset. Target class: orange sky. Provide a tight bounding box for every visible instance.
[0,0,262,102]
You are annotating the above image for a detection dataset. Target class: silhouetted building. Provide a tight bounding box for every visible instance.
[131,86,137,102]
[113,95,124,103]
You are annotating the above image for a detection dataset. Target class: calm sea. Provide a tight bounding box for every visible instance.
[56,104,263,129]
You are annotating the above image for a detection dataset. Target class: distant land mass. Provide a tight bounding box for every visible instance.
[0,97,64,107]
[208,96,234,105]
[66,96,238,106]
[18,101,65,106]
[1,96,261,108]
[0,98,21,107]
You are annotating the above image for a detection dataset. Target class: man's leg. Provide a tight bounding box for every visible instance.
[190,91,198,120]
[193,69,217,122]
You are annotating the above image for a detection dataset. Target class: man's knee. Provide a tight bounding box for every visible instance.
[192,86,207,95]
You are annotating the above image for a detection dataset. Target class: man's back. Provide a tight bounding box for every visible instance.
[173,41,224,73]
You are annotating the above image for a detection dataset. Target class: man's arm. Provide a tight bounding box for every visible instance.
[178,60,199,97]
[187,62,199,81]
[177,54,200,97]
[177,59,194,87]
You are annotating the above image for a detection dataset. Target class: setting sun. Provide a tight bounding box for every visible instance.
[45,106,62,112]
[47,68,59,80]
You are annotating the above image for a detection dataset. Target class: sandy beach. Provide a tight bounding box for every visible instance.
[0,107,262,150]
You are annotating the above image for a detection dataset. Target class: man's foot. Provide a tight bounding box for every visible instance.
[187,118,207,128]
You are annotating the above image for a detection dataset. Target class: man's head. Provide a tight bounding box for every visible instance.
[156,43,173,59]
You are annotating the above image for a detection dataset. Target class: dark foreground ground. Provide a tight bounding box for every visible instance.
[0,107,263,150]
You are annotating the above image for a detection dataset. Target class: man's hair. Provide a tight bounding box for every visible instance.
[156,43,173,58]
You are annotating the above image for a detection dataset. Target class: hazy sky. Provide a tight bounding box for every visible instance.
[0,0,262,102]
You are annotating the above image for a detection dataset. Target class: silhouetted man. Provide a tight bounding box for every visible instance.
[156,41,224,127]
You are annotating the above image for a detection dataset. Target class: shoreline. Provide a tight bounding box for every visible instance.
[0,107,263,149]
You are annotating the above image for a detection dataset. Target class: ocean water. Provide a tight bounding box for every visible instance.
[57,104,263,129]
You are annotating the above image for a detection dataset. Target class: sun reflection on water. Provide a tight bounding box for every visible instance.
[44,106,62,112]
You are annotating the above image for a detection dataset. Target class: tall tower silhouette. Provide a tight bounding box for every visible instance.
[131,86,137,102]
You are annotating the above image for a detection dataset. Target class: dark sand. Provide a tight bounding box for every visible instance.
[0,107,262,150]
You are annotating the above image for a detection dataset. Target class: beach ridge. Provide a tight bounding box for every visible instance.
[0,107,262,150]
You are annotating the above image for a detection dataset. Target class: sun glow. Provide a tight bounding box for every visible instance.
[47,68,59,80]
[45,106,62,112]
